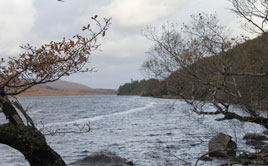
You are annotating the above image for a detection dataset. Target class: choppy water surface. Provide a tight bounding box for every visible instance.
[0,95,264,166]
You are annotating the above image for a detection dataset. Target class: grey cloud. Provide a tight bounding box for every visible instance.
[1,0,242,89]
[0,0,36,57]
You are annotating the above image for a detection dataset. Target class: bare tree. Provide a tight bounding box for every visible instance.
[231,0,268,36]
[141,24,184,79]
[0,16,111,166]
[142,12,268,129]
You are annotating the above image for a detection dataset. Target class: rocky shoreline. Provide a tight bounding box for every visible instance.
[69,131,268,166]
[199,132,268,166]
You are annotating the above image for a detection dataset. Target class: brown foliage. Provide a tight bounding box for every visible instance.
[0,16,111,96]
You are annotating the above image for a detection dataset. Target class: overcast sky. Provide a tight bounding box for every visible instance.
[0,0,244,89]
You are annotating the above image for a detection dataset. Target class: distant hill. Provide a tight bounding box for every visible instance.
[19,80,117,97]
[44,80,91,90]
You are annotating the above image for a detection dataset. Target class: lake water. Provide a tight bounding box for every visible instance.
[0,95,264,166]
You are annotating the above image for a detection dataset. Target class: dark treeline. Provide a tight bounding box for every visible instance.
[117,79,161,96]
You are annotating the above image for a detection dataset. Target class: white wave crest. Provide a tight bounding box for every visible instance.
[44,102,155,127]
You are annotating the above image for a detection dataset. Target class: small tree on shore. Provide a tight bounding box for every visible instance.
[0,16,111,166]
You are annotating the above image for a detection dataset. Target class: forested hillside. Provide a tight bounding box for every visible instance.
[118,34,268,109]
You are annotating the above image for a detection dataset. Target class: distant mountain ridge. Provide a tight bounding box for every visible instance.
[19,80,117,97]
[44,80,91,90]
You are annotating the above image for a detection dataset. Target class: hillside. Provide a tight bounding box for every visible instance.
[18,80,117,97]
[118,34,268,109]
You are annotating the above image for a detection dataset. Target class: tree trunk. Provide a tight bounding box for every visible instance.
[0,96,24,126]
[0,95,67,166]
[0,123,66,166]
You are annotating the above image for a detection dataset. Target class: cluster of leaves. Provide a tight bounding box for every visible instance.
[0,16,111,96]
